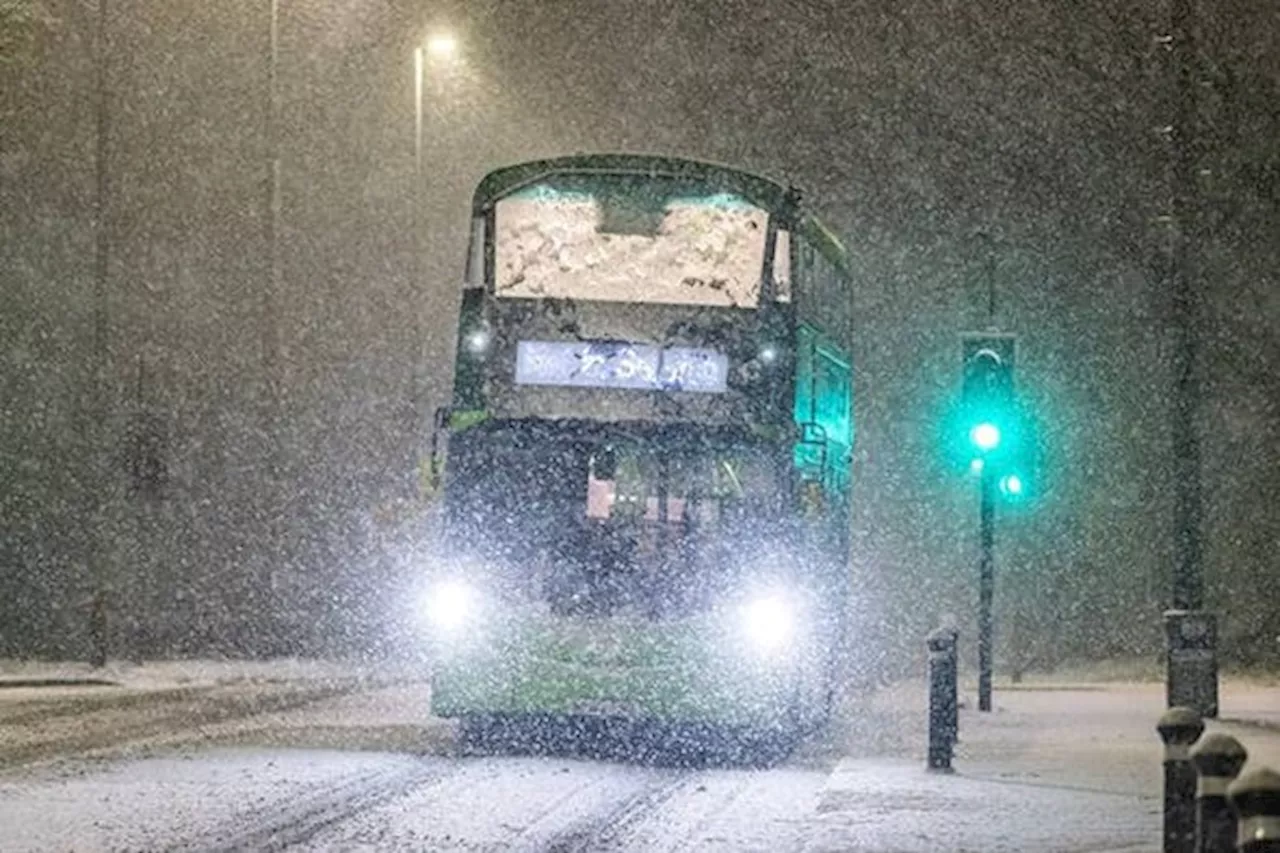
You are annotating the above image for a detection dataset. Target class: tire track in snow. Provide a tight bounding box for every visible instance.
[269,755,691,852]
[572,766,830,852]
[523,769,693,853]
[174,758,452,852]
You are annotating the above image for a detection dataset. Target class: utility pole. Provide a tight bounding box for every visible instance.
[88,0,111,668]
[1162,0,1218,717]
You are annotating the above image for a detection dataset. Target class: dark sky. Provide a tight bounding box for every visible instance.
[2,0,1277,659]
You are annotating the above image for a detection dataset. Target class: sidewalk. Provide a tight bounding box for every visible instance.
[811,679,1280,853]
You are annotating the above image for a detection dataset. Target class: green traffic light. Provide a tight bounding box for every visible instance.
[969,422,1001,452]
[1000,473,1024,497]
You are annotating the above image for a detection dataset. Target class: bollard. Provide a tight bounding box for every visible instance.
[1228,766,1280,853]
[1191,733,1247,853]
[946,625,960,743]
[1159,706,1205,853]
[926,627,958,772]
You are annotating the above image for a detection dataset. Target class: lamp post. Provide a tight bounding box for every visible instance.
[410,30,458,494]
[88,0,111,668]
[413,33,456,175]
[413,31,458,220]
[255,0,286,645]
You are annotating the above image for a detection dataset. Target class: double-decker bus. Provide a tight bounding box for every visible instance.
[419,153,854,752]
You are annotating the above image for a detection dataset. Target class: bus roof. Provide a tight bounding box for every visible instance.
[472,153,850,276]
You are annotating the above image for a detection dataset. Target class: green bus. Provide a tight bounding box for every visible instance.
[419,153,854,752]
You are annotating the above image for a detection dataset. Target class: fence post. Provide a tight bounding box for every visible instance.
[1159,706,1205,853]
[1191,733,1247,853]
[1228,766,1280,853]
[927,627,958,772]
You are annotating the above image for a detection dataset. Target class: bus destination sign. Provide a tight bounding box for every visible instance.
[515,341,728,394]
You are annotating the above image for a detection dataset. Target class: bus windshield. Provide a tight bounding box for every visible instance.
[445,430,786,617]
[493,174,769,308]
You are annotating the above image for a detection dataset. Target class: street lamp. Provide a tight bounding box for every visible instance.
[414,30,461,179]
[410,29,460,496]
[425,32,458,62]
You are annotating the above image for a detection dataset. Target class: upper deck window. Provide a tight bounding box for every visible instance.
[493,174,769,308]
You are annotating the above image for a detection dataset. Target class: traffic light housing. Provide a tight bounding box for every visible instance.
[960,334,1017,463]
[941,333,1037,504]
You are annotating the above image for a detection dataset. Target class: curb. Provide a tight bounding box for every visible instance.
[0,677,120,689]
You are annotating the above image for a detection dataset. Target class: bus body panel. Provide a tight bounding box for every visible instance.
[424,154,855,738]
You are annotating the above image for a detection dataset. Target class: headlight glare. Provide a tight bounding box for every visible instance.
[740,593,795,653]
[421,580,475,632]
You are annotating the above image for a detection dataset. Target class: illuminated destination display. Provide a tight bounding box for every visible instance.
[515,341,729,393]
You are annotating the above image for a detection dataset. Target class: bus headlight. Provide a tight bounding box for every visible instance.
[740,593,795,654]
[420,580,477,632]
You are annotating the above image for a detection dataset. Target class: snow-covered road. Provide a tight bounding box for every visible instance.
[4,671,1280,851]
[0,748,842,852]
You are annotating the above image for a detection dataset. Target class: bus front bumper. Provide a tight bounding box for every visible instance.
[427,621,808,731]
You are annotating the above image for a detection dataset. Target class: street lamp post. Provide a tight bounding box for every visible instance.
[88,0,112,668]
[409,31,457,495]
[256,0,286,644]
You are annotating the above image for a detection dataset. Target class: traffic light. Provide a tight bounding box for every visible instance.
[999,472,1024,497]
[938,333,1040,503]
[960,334,1017,463]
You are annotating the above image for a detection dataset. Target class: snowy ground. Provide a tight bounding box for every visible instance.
[0,658,419,769]
[2,663,1280,852]
[0,657,419,691]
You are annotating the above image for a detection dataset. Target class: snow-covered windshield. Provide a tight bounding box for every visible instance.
[493,175,769,307]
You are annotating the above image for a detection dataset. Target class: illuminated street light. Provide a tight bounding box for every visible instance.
[414,29,462,177]
[424,31,458,62]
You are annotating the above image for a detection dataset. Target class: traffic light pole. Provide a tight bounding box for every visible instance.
[978,465,995,712]
[1163,0,1218,718]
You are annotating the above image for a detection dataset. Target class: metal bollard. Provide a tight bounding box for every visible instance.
[926,627,958,772]
[1191,733,1247,853]
[1159,706,1206,853]
[946,625,960,743]
[1228,766,1280,853]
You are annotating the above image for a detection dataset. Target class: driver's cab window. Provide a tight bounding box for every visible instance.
[583,447,774,527]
